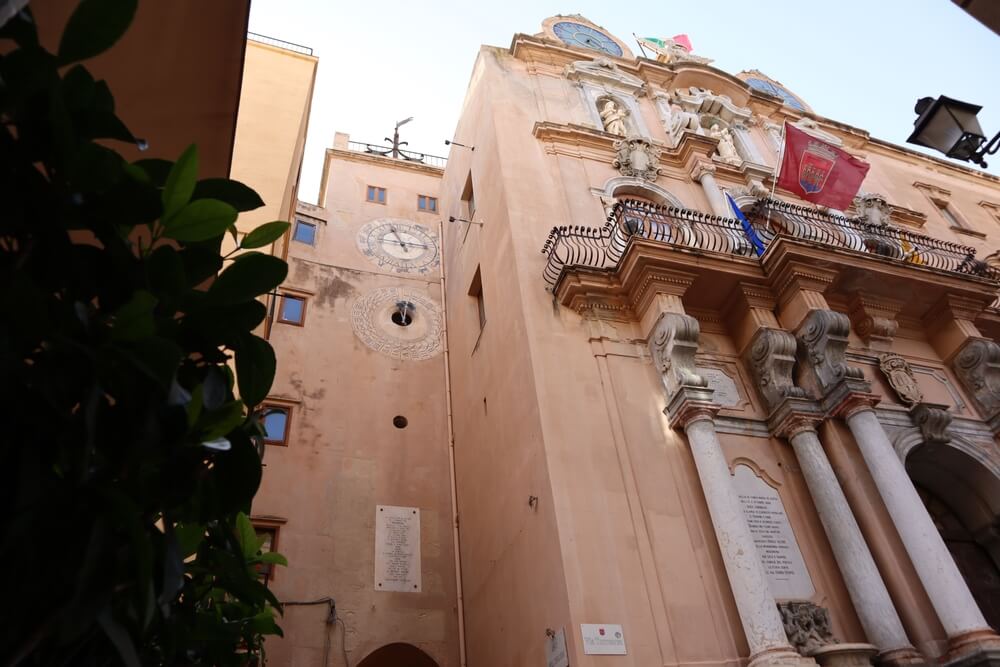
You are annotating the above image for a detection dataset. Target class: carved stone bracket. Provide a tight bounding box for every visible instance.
[848,293,903,352]
[910,402,953,445]
[952,337,1000,423]
[796,310,867,398]
[649,312,708,399]
[612,136,662,181]
[744,328,810,412]
[778,601,838,656]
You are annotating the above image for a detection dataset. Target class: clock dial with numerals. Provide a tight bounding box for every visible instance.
[357,219,439,274]
[552,21,623,56]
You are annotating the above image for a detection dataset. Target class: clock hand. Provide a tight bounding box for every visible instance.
[388,226,408,253]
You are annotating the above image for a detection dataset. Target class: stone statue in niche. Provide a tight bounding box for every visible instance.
[878,353,923,406]
[667,103,700,140]
[599,98,628,137]
[853,192,893,227]
[778,602,837,655]
[708,123,742,165]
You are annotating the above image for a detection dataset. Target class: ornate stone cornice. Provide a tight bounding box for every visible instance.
[531,121,717,169]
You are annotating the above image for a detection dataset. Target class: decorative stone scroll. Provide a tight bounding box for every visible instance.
[745,328,810,412]
[796,310,867,397]
[952,337,1000,421]
[778,602,837,655]
[649,312,707,399]
[877,353,922,406]
[612,137,661,181]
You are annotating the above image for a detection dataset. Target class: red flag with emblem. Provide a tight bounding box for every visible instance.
[777,123,870,210]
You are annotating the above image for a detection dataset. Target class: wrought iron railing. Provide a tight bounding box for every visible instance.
[247,32,314,56]
[346,141,447,168]
[541,198,999,288]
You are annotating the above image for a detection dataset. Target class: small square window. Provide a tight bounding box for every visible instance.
[469,266,486,332]
[418,195,438,212]
[293,219,317,245]
[252,525,279,584]
[367,185,386,204]
[279,294,307,325]
[260,405,291,445]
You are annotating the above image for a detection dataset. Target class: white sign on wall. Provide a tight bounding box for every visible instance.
[374,505,421,593]
[546,627,570,667]
[581,624,627,655]
[733,465,815,599]
[697,367,742,407]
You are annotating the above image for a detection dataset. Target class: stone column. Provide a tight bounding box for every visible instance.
[651,313,811,667]
[746,328,921,666]
[836,396,993,642]
[691,160,730,217]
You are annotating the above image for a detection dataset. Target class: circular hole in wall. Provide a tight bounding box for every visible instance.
[391,310,413,326]
[393,415,408,429]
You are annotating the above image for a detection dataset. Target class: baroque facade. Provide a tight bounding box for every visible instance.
[254,15,1000,667]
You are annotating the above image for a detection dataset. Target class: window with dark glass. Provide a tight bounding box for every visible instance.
[260,405,291,445]
[279,294,306,325]
[418,195,438,212]
[293,219,317,244]
[366,185,387,204]
[252,525,278,583]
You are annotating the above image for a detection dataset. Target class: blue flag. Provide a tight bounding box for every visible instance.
[726,192,766,257]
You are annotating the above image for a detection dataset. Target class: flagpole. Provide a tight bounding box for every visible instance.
[632,33,650,59]
[766,120,787,231]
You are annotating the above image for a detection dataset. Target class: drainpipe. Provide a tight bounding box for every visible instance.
[438,218,468,667]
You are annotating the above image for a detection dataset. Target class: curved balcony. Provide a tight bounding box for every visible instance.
[541,198,999,290]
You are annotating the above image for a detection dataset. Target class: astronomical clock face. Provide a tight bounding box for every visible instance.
[552,21,623,57]
[357,219,439,274]
[351,287,443,361]
[744,77,806,112]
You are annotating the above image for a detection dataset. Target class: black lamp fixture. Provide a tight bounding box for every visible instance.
[907,95,999,168]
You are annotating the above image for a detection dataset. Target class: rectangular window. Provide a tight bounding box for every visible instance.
[417,195,438,212]
[278,294,307,325]
[260,404,291,445]
[936,200,966,229]
[252,525,279,584]
[469,266,486,332]
[292,219,317,245]
[461,174,476,243]
[366,185,386,204]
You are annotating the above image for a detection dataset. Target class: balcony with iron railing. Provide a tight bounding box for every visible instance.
[346,140,448,169]
[541,198,1000,290]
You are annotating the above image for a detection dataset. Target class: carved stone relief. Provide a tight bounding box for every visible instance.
[598,97,628,136]
[649,312,708,399]
[911,403,953,444]
[952,337,1000,421]
[351,287,443,361]
[707,123,742,166]
[795,310,867,397]
[778,602,837,656]
[853,193,893,227]
[612,137,661,181]
[745,328,810,412]
[566,58,650,138]
[877,353,923,406]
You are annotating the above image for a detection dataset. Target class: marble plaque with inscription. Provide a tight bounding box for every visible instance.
[374,505,421,593]
[733,465,814,599]
[697,367,741,408]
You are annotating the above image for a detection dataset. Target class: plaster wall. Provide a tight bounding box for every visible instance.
[253,154,459,667]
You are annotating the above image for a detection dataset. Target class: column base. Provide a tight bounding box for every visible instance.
[749,645,818,667]
[810,643,878,667]
[874,646,928,667]
[942,630,1000,667]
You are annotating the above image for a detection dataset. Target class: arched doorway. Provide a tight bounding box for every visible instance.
[906,439,1000,630]
[356,643,440,667]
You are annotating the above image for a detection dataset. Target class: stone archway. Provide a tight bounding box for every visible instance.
[356,643,440,667]
[905,439,1000,630]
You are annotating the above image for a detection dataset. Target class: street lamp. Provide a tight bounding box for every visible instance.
[906,95,1000,167]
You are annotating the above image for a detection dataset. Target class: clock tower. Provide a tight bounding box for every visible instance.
[540,14,633,59]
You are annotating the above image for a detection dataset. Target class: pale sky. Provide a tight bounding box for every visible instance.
[247,0,1000,205]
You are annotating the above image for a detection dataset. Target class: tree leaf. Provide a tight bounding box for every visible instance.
[260,552,287,567]
[58,0,138,65]
[236,513,258,560]
[208,253,287,304]
[175,523,205,558]
[240,221,290,250]
[133,158,173,187]
[234,334,275,408]
[110,290,156,341]
[122,336,182,389]
[163,199,237,243]
[162,144,198,220]
[192,179,264,212]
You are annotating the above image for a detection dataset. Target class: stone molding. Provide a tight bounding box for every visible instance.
[796,310,867,397]
[848,293,903,351]
[564,57,646,95]
[745,328,810,412]
[952,337,1000,422]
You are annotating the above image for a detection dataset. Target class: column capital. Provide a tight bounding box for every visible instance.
[689,158,717,182]
[768,397,824,439]
[665,386,720,429]
[828,388,881,421]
